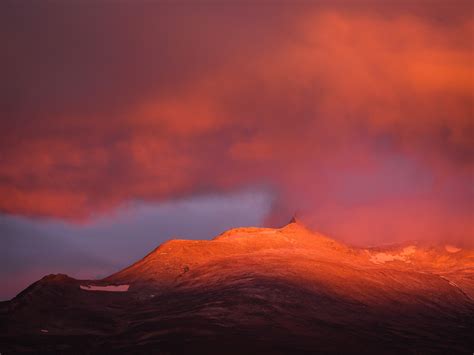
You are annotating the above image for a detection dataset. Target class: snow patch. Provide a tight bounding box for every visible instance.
[445,245,461,253]
[370,246,416,264]
[80,284,129,292]
[400,246,416,256]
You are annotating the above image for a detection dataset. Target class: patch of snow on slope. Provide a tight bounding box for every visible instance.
[370,246,416,264]
[445,245,461,253]
[80,285,129,292]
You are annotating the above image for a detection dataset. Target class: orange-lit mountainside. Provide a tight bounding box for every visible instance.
[1,220,473,354]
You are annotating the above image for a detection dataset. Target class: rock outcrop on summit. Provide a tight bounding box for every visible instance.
[1,221,473,354]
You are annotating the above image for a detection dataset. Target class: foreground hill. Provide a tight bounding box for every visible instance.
[1,220,473,354]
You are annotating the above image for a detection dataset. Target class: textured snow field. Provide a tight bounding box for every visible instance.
[370,246,417,264]
[80,285,129,292]
[445,245,461,253]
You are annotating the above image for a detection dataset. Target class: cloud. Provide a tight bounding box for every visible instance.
[0,2,472,245]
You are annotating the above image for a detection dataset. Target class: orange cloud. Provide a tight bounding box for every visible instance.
[0,3,472,244]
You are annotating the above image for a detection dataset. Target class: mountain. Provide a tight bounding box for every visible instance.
[1,220,473,354]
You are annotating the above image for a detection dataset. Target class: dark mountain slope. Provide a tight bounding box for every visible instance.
[1,221,473,354]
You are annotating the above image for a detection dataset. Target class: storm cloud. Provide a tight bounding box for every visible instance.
[1,1,472,246]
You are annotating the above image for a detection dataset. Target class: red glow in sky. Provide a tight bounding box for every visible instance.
[0,1,473,246]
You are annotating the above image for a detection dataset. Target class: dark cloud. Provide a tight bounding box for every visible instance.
[0,1,472,246]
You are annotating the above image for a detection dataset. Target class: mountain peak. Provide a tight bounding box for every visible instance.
[5,222,474,354]
[288,215,299,224]
[284,215,307,229]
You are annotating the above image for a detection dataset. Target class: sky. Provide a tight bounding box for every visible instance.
[1,1,473,300]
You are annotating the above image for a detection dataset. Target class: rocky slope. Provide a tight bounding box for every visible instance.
[1,220,473,354]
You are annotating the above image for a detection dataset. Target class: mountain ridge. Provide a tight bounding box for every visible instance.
[1,222,473,354]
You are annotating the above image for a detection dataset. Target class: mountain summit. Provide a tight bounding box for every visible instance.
[287,215,300,224]
[1,224,473,354]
